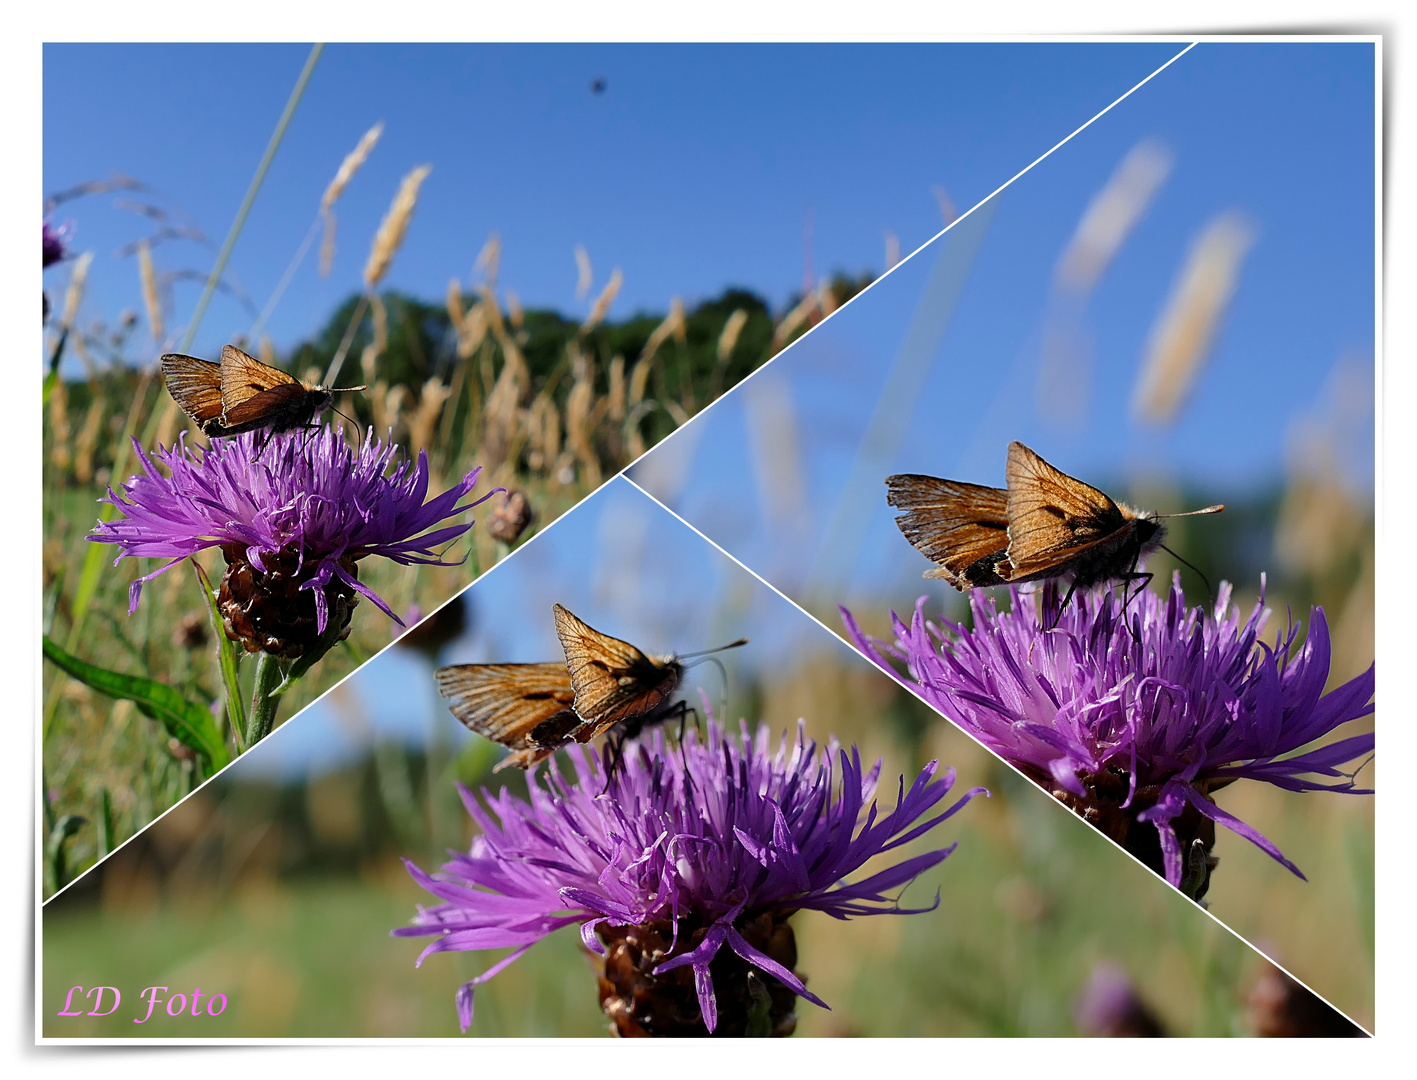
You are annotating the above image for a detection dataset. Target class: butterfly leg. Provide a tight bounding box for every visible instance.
[600,734,625,793]
[250,427,271,463]
[670,701,701,789]
[1048,579,1081,631]
[1118,571,1154,642]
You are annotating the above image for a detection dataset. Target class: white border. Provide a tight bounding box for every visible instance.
[5,11,1403,1072]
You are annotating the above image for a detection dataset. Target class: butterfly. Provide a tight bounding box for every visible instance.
[435,603,747,772]
[887,441,1223,600]
[160,344,365,438]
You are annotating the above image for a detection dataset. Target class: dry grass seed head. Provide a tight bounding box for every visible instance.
[581,268,623,333]
[772,291,819,350]
[670,296,687,345]
[574,244,593,300]
[717,308,748,363]
[637,299,684,370]
[320,212,338,277]
[458,304,489,359]
[608,355,626,421]
[1132,212,1254,425]
[364,164,432,289]
[446,278,465,334]
[322,122,385,215]
[137,240,163,341]
[409,377,451,457]
[474,232,501,289]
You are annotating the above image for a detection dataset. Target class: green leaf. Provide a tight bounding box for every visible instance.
[191,559,247,752]
[42,636,230,774]
[41,363,61,408]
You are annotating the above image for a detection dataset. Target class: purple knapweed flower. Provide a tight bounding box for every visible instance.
[43,220,70,269]
[89,427,496,658]
[395,719,986,1036]
[843,575,1374,896]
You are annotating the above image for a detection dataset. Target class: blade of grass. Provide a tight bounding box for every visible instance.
[42,636,230,774]
[63,44,325,657]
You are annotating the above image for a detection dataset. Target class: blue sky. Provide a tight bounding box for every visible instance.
[43,42,1183,363]
[629,41,1376,605]
[235,476,879,779]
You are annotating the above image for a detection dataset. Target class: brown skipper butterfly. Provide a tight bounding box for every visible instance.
[435,603,747,772]
[161,344,366,438]
[887,441,1223,598]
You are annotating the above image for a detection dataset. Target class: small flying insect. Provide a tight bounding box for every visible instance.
[435,603,748,776]
[887,441,1223,616]
[161,344,366,439]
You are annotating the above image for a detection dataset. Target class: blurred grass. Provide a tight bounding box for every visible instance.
[41,655,1358,1038]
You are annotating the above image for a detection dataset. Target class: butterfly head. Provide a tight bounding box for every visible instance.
[1120,505,1166,555]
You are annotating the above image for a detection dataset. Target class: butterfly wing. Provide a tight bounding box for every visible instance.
[886,474,1012,589]
[553,604,679,734]
[160,354,226,431]
[219,343,300,405]
[219,382,313,430]
[1002,441,1130,579]
[434,662,583,771]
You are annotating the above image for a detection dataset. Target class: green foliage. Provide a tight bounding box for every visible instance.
[43,635,230,775]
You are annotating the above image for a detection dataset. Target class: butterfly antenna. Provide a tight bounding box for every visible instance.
[679,637,749,663]
[330,403,360,432]
[1159,543,1214,599]
[1156,504,1225,518]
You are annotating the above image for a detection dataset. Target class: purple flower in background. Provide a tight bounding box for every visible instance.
[43,220,70,268]
[1073,963,1165,1037]
[89,427,495,658]
[844,575,1374,898]
[396,719,986,1036]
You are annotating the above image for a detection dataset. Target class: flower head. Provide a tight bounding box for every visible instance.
[395,719,986,1035]
[844,575,1374,893]
[89,428,495,656]
[43,220,70,269]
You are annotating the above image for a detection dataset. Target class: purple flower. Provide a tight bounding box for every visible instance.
[395,719,986,1035]
[843,575,1374,894]
[1073,963,1164,1037]
[43,220,70,269]
[89,428,496,656]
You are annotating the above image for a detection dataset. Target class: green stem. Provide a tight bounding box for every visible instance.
[322,291,369,388]
[180,43,324,355]
[246,652,285,746]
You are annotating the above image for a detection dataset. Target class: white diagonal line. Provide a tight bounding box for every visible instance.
[616,41,1199,470]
